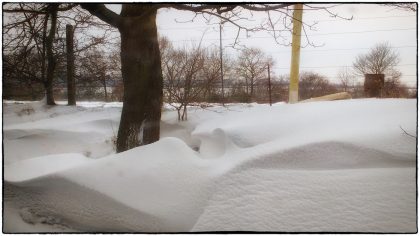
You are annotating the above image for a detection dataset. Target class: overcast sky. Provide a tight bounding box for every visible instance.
[108,4,416,87]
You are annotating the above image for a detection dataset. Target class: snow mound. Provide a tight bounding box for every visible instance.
[3,99,417,232]
[3,104,120,164]
[3,128,115,164]
[228,141,415,172]
[193,166,416,232]
[4,153,91,182]
[5,138,218,232]
[192,99,416,153]
[194,128,240,158]
[5,178,165,232]
[191,139,416,232]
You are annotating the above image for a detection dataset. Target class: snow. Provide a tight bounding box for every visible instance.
[193,167,416,232]
[4,153,91,182]
[3,98,417,232]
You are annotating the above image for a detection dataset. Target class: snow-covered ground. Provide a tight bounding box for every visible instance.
[3,99,417,232]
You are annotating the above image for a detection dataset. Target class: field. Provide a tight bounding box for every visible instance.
[3,98,417,232]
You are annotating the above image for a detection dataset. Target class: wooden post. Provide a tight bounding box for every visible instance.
[268,64,272,106]
[219,22,225,106]
[288,4,303,104]
[66,24,76,105]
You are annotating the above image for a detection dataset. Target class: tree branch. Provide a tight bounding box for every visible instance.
[240,4,295,11]
[80,4,123,28]
[160,4,238,12]
[162,4,296,13]
[3,8,47,14]
[400,126,416,138]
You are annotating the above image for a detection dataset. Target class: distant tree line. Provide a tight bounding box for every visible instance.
[3,3,121,102]
[3,4,415,105]
[4,3,416,153]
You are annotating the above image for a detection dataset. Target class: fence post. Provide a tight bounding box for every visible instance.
[219,22,225,106]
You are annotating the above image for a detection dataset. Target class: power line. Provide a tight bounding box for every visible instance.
[306,27,416,36]
[315,14,416,22]
[219,45,416,55]
[327,76,418,80]
[298,45,416,52]
[167,27,416,42]
[158,15,416,31]
[271,64,417,70]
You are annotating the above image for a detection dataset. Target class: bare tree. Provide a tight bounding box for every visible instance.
[299,72,337,100]
[382,70,409,98]
[162,40,223,121]
[77,48,116,101]
[351,42,411,98]
[3,3,67,105]
[79,3,348,152]
[3,3,116,104]
[337,66,356,92]
[353,42,400,76]
[3,53,45,100]
[201,48,233,102]
[236,47,273,100]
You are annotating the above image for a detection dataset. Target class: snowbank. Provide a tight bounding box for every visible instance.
[3,99,417,232]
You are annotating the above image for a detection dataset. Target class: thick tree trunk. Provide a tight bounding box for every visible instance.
[116,5,163,152]
[142,73,162,144]
[45,82,55,105]
[45,4,58,105]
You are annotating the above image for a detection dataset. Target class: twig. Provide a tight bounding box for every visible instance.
[400,125,416,138]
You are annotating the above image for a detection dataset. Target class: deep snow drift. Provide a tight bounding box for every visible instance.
[3,99,417,232]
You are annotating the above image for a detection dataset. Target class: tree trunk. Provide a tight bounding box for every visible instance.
[116,5,163,152]
[250,77,254,99]
[66,24,76,105]
[181,104,187,121]
[45,4,58,105]
[44,81,55,105]
[245,78,249,94]
[102,77,108,102]
[142,74,162,144]
[177,107,182,121]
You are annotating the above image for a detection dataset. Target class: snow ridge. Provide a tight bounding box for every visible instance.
[3,99,417,232]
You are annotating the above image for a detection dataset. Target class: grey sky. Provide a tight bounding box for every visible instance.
[108,4,417,87]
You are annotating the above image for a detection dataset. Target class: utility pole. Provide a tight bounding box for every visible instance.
[219,22,225,106]
[267,64,272,106]
[288,4,304,104]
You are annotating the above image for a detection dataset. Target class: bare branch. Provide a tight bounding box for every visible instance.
[400,126,416,138]
[383,3,417,12]
[3,8,47,14]
[240,4,295,11]
[80,4,123,28]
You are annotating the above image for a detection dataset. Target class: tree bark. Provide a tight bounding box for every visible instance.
[44,81,55,105]
[45,4,58,105]
[142,70,163,144]
[116,5,163,152]
[66,24,76,105]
